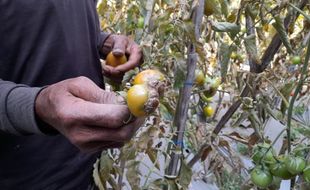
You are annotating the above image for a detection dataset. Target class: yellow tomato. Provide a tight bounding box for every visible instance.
[133,69,164,85]
[127,84,149,117]
[195,69,205,86]
[106,52,127,67]
[203,105,214,117]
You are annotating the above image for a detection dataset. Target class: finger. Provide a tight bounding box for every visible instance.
[112,35,127,57]
[81,118,145,143]
[102,65,122,77]
[79,141,124,153]
[67,76,123,104]
[113,43,143,73]
[71,102,131,128]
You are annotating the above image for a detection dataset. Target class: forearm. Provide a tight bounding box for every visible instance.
[0,79,44,135]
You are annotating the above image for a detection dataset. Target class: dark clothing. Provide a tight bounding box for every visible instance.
[0,0,107,189]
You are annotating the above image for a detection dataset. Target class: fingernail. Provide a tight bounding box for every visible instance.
[112,49,124,57]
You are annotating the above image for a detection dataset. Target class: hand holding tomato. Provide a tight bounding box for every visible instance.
[35,76,144,152]
[101,34,143,83]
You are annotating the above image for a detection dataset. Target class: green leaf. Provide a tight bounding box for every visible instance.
[126,160,141,190]
[245,3,259,20]
[219,0,229,17]
[99,152,114,181]
[211,22,240,38]
[272,16,294,54]
[178,159,193,189]
[218,43,235,80]
[148,179,168,190]
[121,142,137,161]
[288,3,310,22]
[173,59,187,89]
[244,34,260,65]
[146,148,160,170]
[93,151,117,190]
[160,103,173,121]
[280,81,295,115]
[93,159,106,190]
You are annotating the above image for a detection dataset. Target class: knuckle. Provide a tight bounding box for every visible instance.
[75,76,91,84]
[118,130,132,142]
[70,134,83,147]
[57,109,76,126]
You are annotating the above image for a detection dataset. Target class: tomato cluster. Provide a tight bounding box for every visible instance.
[194,69,221,118]
[250,143,309,189]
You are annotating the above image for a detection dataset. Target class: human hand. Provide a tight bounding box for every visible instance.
[102,34,143,83]
[35,76,144,152]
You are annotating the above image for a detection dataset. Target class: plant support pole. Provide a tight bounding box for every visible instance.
[166,0,205,176]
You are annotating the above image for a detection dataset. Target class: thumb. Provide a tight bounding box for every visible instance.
[112,35,128,57]
[67,77,124,104]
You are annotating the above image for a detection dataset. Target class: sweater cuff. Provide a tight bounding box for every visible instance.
[98,32,112,59]
[6,86,45,135]
[99,32,111,48]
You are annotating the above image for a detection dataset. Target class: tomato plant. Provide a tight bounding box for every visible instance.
[94,0,310,189]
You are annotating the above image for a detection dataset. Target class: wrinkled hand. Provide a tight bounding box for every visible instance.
[35,76,144,152]
[102,34,143,83]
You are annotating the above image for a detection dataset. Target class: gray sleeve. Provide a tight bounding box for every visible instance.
[98,32,112,59]
[0,79,44,135]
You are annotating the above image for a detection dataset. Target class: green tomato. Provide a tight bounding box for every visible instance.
[292,144,308,158]
[269,156,294,180]
[285,156,306,175]
[252,143,276,165]
[137,17,144,29]
[250,166,273,188]
[303,165,310,182]
[291,56,301,65]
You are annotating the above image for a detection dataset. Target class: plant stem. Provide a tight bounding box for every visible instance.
[287,40,310,153]
[287,36,310,190]
[166,0,205,176]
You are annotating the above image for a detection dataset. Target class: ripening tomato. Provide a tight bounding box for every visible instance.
[133,69,164,85]
[106,52,127,67]
[127,84,149,117]
[203,105,214,117]
[195,69,205,86]
[250,166,273,188]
